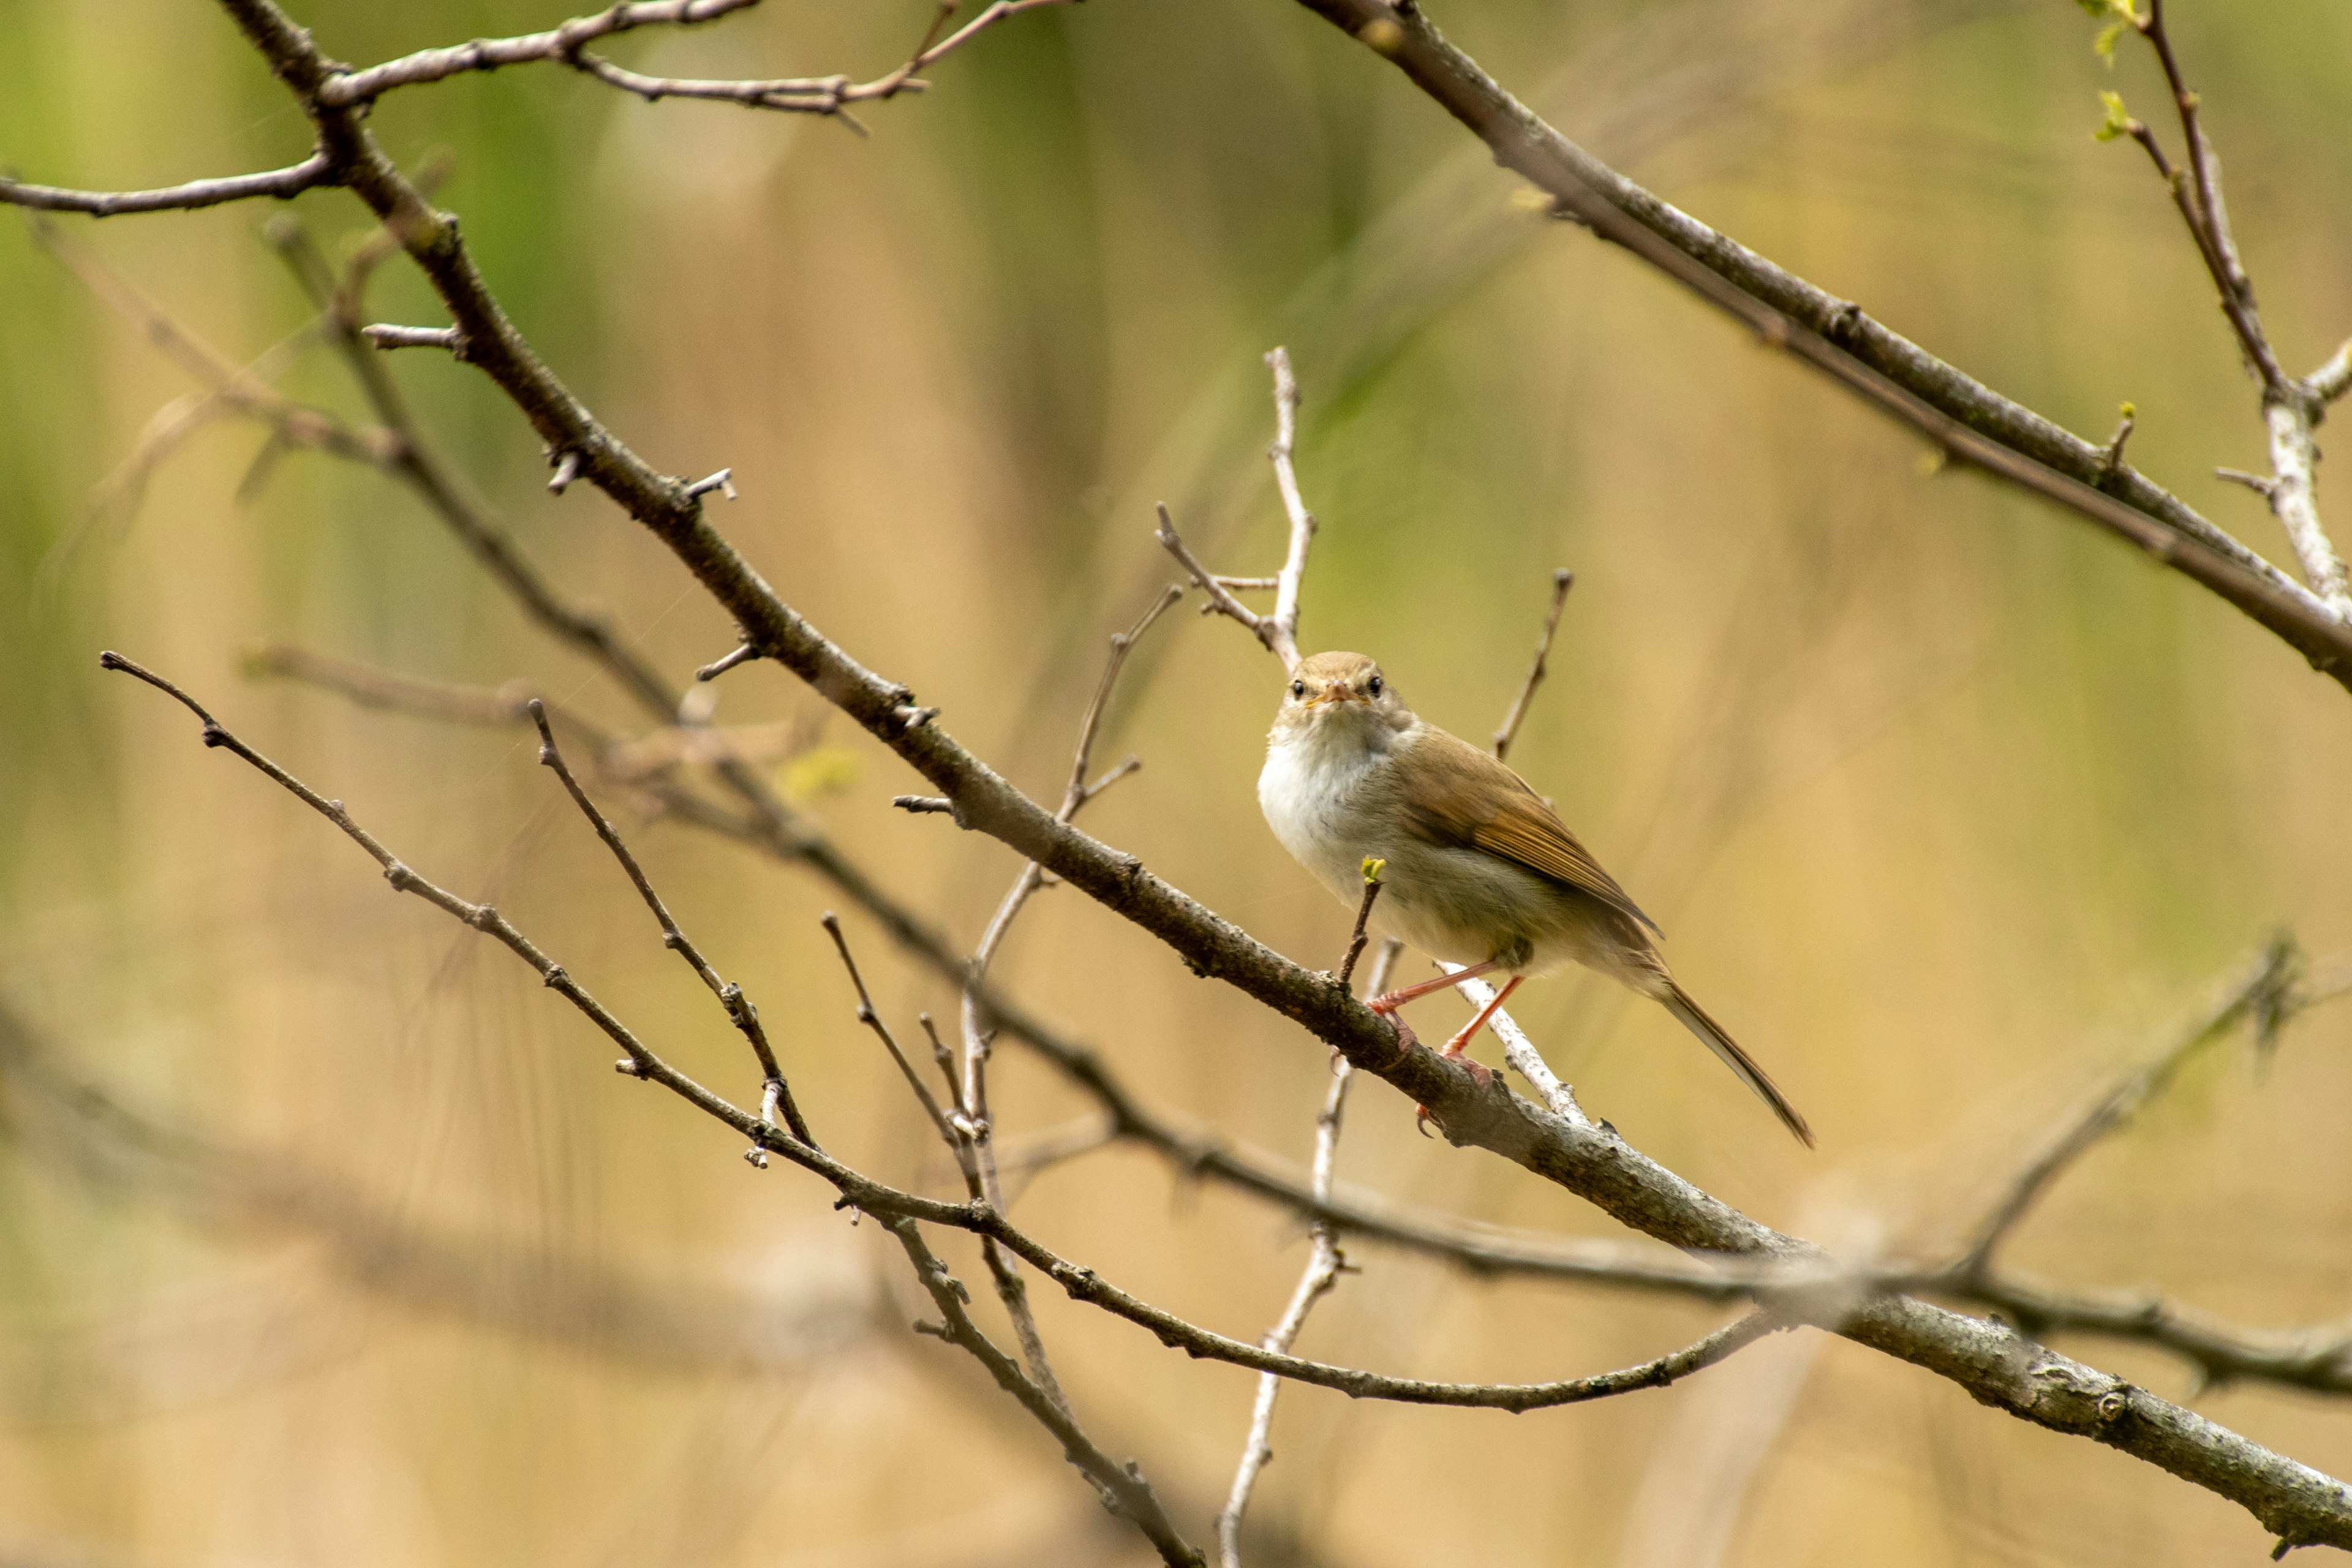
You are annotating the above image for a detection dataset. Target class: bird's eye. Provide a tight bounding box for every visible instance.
[1289,679,1306,699]
[1367,676,1383,697]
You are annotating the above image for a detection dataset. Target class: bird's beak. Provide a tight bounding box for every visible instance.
[1305,689,1359,708]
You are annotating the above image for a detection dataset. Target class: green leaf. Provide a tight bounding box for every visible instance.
[2093,20,2127,62]
[1360,856,1387,885]
[2093,89,2134,142]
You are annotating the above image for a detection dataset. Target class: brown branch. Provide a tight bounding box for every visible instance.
[2101,9,2350,617]
[1291,0,2352,686]
[1951,937,2299,1280]
[0,151,333,216]
[882,1219,1204,1568]
[1491,568,1573,761]
[821,914,960,1152]
[954,586,1182,1415]
[1218,938,1392,1565]
[2133,0,2285,396]
[1334,866,1385,991]
[320,0,760,103]
[526,701,815,1148]
[169,7,2352,1544]
[1155,351,1322,671]
[318,0,1077,128]
[97,651,1768,1563]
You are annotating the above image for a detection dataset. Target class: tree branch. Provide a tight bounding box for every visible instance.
[1156,349,1324,670]
[0,151,333,216]
[2101,4,2352,619]
[1218,938,1392,1566]
[527,700,816,1148]
[1289,0,2352,684]
[157,6,2352,1544]
[1492,568,1573,761]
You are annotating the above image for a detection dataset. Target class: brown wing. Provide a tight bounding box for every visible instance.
[1398,725,1660,935]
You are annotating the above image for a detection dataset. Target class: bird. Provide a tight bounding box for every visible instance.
[1257,650,1812,1146]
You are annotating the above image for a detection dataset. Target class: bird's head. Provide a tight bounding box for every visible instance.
[1273,650,1413,745]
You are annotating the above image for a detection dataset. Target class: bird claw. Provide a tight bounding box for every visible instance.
[1415,1050,1493,1136]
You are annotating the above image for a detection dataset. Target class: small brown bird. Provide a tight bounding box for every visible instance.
[1257,650,1812,1145]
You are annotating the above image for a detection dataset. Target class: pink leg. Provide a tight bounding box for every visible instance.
[1369,959,1503,1014]
[1441,974,1522,1060]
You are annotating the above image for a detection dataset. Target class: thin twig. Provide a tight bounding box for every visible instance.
[99,646,1204,1562]
[0,151,334,216]
[2134,0,2285,394]
[1492,568,1574,760]
[1335,864,1385,991]
[2312,339,2352,408]
[2108,6,2350,616]
[526,700,815,1147]
[821,913,960,1152]
[882,1218,1204,1568]
[1218,934,1394,1565]
[1951,935,2299,1279]
[696,642,761,682]
[1260,348,1317,671]
[955,586,1183,1415]
[360,323,461,352]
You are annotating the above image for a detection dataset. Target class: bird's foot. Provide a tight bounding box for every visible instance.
[1414,1047,1493,1136]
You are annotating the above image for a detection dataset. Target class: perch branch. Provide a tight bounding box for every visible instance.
[159,7,2352,1543]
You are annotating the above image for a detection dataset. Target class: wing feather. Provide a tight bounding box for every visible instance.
[1399,727,1660,935]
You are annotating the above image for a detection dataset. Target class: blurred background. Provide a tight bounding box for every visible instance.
[3,0,2351,1562]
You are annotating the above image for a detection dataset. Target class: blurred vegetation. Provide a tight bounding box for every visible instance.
[2,0,2350,1562]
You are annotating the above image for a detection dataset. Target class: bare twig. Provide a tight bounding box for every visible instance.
[1492,568,1574,760]
[1445,962,1589,1128]
[881,1218,1204,1568]
[99,646,1204,1563]
[1951,936,2299,1280]
[0,151,334,216]
[317,0,1079,127]
[2098,405,2137,484]
[136,5,2352,1542]
[2133,0,2285,394]
[1218,936,1393,1566]
[954,587,1183,1414]
[2312,339,2352,408]
[320,0,758,103]
[1334,865,1385,990]
[1260,348,1317,671]
[821,914,959,1152]
[361,323,461,352]
[2103,4,2352,618]
[685,467,736,501]
[1154,352,1322,671]
[526,700,815,1148]
[1292,0,2352,683]
[696,642,761,682]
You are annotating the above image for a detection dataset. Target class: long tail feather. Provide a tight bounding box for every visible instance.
[1660,983,1814,1148]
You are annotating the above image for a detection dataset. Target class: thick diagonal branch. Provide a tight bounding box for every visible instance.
[1289,0,2352,683]
[191,4,2352,1544]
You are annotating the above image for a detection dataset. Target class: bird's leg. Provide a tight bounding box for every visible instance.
[1412,971,1520,1136]
[1441,974,1521,1061]
[1368,959,1501,1014]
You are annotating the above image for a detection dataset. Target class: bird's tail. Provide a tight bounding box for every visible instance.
[1659,982,1814,1148]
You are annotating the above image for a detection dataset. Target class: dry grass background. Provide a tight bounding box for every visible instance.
[2,0,2351,1562]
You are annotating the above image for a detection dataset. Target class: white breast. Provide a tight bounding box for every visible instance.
[1258,718,1387,903]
